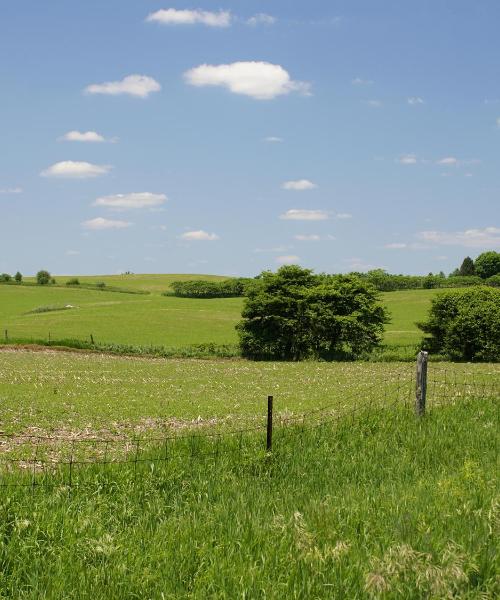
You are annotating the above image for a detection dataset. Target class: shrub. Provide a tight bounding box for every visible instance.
[486,274,500,287]
[14,271,22,283]
[169,278,251,298]
[36,270,51,285]
[95,282,106,289]
[0,273,12,282]
[66,278,80,286]
[418,287,500,361]
[474,251,500,279]
[237,265,388,360]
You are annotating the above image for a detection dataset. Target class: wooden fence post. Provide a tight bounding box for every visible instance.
[266,395,273,451]
[415,350,428,417]
[4,329,7,342]
[90,333,94,345]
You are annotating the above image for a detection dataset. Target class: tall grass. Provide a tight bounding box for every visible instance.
[0,396,497,598]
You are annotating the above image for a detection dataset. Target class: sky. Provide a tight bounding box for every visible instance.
[1,0,499,277]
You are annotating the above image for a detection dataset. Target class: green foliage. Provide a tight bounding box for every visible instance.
[458,256,475,276]
[355,269,480,291]
[36,270,51,285]
[419,287,500,361]
[169,278,253,298]
[14,271,22,283]
[237,265,388,360]
[66,278,80,286]
[0,273,12,282]
[474,250,500,279]
[95,281,106,289]
[486,274,500,287]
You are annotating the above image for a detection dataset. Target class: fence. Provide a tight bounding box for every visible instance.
[0,353,498,490]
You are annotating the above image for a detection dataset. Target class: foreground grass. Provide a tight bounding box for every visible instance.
[0,395,498,598]
[1,278,444,349]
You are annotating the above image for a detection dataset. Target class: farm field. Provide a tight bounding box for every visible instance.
[0,276,444,349]
[0,350,497,598]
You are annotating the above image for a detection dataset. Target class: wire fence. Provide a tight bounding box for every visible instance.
[0,361,498,490]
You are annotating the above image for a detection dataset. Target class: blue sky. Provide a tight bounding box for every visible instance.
[1,0,499,276]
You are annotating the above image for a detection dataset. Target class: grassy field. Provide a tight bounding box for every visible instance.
[0,275,443,350]
[0,351,497,598]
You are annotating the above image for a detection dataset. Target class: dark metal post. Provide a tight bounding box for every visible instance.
[266,395,273,451]
[416,350,428,417]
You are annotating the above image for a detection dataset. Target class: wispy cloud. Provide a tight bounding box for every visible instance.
[407,97,424,105]
[180,230,219,241]
[351,77,373,85]
[280,209,329,221]
[398,154,418,165]
[336,213,352,219]
[418,227,500,248]
[85,75,161,98]
[365,99,382,108]
[263,136,283,143]
[146,8,232,27]
[436,156,458,166]
[0,187,22,194]
[82,217,132,230]
[384,242,407,249]
[41,161,111,178]
[94,192,167,210]
[246,13,276,26]
[184,61,311,100]
[59,130,109,143]
[276,255,300,264]
[281,179,318,191]
[294,234,335,241]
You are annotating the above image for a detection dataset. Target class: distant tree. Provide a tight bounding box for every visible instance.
[474,251,500,279]
[0,273,12,282]
[66,278,80,286]
[14,271,22,283]
[36,270,51,285]
[458,256,475,276]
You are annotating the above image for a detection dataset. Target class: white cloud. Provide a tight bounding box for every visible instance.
[82,217,132,230]
[408,97,424,105]
[0,187,22,194]
[418,227,500,248]
[365,99,382,107]
[437,157,458,166]
[336,213,352,219]
[345,257,381,272]
[40,161,111,178]
[351,77,373,85]
[247,13,276,26]
[398,154,418,165]
[59,130,107,143]
[264,136,283,143]
[384,243,407,249]
[184,61,311,100]
[94,192,167,210]
[294,234,320,241]
[276,255,300,264]
[280,209,329,221]
[146,8,231,27]
[85,75,161,98]
[281,179,318,191]
[180,230,219,241]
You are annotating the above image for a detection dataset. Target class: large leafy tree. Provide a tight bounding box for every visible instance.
[236,265,388,360]
[458,256,475,276]
[474,251,500,279]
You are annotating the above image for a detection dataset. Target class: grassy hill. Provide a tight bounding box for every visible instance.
[0,275,443,350]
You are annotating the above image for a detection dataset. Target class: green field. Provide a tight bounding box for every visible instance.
[0,275,443,349]
[0,349,497,598]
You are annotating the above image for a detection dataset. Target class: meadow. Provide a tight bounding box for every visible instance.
[0,274,442,351]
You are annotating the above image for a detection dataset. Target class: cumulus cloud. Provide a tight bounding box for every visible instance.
[408,97,424,105]
[276,255,300,264]
[0,187,22,194]
[184,61,311,100]
[94,192,167,210]
[351,77,373,85]
[418,227,500,248]
[82,217,132,230]
[281,179,318,191]
[85,75,161,98]
[264,136,283,143]
[280,209,329,221]
[247,13,276,26]
[59,130,107,143]
[398,154,418,165]
[180,230,219,241]
[146,8,231,27]
[40,161,111,178]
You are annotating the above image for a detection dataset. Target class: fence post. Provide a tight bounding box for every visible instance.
[266,395,273,451]
[4,329,7,342]
[415,350,428,417]
[90,333,94,345]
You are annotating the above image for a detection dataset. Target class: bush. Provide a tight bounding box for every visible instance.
[474,251,500,279]
[14,271,22,283]
[169,278,251,298]
[66,278,80,286]
[486,274,500,287]
[237,265,388,360]
[418,287,500,361]
[0,273,12,282]
[36,270,51,285]
[95,282,106,289]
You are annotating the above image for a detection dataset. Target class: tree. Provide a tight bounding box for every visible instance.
[236,265,388,360]
[36,270,51,285]
[14,271,22,283]
[418,287,500,361]
[458,256,475,276]
[474,251,500,279]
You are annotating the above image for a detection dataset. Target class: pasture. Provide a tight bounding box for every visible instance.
[0,275,443,350]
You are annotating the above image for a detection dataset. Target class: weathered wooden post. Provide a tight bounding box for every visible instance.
[90,333,94,345]
[4,329,7,342]
[266,395,273,451]
[415,350,428,417]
